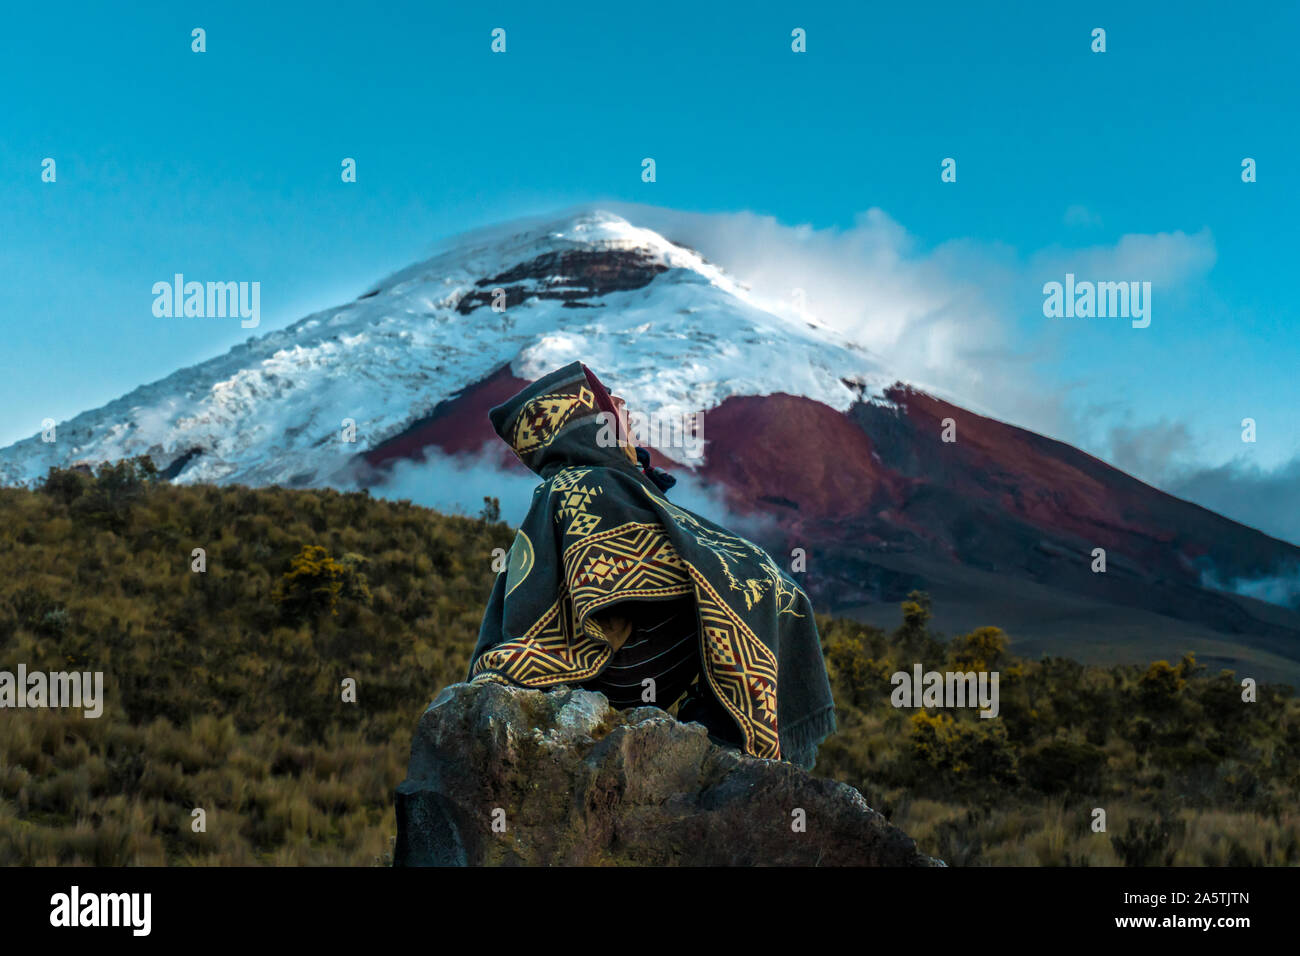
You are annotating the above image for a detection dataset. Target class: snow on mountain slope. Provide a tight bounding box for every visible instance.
[0,210,894,487]
[9,207,1300,684]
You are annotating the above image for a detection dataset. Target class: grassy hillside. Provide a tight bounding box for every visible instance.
[0,458,510,865]
[1,459,1296,865]
[817,599,1300,864]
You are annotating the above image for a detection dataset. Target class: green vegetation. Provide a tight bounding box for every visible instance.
[817,593,1300,865]
[1,460,1296,865]
[0,460,509,865]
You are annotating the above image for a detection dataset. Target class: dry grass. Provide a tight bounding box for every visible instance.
[2,465,1296,865]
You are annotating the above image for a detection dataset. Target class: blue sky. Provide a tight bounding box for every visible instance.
[1,0,1297,535]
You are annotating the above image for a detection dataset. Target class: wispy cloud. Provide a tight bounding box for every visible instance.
[356,445,772,545]
[585,203,1300,548]
[365,204,1297,549]
[1103,418,1200,485]
[361,448,539,525]
[1169,456,1300,547]
[599,201,1217,446]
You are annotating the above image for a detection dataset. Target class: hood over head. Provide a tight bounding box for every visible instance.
[488,361,642,480]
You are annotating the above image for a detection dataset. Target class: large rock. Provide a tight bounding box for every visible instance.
[393,681,944,866]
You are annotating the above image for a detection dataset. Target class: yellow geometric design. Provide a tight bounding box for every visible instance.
[470,597,611,687]
[690,567,781,759]
[640,485,804,618]
[565,512,601,538]
[473,482,785,762]
[559,487,597,512]
[549,466,593,493]
[563,522,693,618]
[706,628,737,666]
[511,385,596,456]
[564,519,781,760]
[553,470,604,540]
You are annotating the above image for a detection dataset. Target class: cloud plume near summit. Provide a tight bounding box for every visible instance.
[592,202,1296,550]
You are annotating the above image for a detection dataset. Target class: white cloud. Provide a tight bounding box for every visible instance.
[365,448,539,525]
[580,203,1300,548]
[358,443,775,547]
[1029,228,1217,289]
[595,202,1216,449]
[369,205,1295,547]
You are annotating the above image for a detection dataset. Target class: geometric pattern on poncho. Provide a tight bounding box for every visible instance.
[472,504,781,760]
[470,593,611,687]
[689,567,781,759]
[563,521,694,617]
[647,487,805,618]
[554,481,604,538]
[510,384,596,457]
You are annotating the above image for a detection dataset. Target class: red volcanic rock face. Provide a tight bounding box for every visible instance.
[860,384,1294,581]
[356,366,1300,656]
[874,385,1151,544]
[694,392,903,521]
[360,363,533,476]
[360,369,1300,591]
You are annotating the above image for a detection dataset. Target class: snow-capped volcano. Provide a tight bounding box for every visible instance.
[0,210,891,487]
[6,207,1300,685]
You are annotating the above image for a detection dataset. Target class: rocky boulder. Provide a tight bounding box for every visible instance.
[393,680,944,866]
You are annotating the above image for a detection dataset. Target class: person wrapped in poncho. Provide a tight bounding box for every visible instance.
[467,361,837,769]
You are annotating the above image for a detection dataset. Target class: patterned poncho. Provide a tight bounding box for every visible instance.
[467,361,837,769]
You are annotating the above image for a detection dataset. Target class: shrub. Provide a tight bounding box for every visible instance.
[272,545,372,622]
[1022,738,1107,795]
[1111,816,1186,867]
